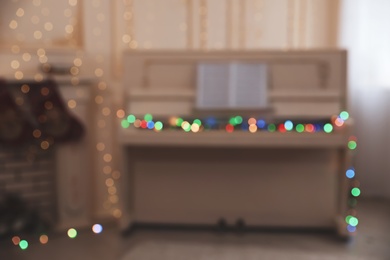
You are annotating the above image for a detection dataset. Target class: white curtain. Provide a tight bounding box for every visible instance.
[339,0,390,198]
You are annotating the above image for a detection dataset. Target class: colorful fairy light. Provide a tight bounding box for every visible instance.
[284,120,293,131]
[340,111,349,121]
[348,140,357,150]
[351,188,361,197]
[67,228,77,238]
[295,124,304,133]
[323,123,333,133]
[346,168,355,179]
[19,240,28,250]
[12,236,20,246]
[92,224,103,234]
[39,235,49,244]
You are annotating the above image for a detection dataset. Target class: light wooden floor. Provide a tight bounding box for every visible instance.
[1,198,389,260]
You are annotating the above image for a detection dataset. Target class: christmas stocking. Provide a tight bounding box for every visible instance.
[0,79,34,145]
[26,79,85,143]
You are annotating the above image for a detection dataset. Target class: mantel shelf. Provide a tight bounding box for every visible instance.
[119,130,349,148]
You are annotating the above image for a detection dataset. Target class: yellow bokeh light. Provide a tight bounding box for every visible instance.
[44,22,53,31]
[34,73,44,82]
[39,56,48,64]
[103,153,112,163]
[33,129,42,138]
[113,209,122,218]
[103,166,112,174]
[96,142,105,151]
[129,40,138,49]
[11,60,20,69]
[249,124,258,133]
[73,58,82,67]
[105,178,114,187]
[122,34,131,44]
[191,124,200,133]
[21,84,30,93]
[95,95,103,104]
[16,8,25,17]
[37,48,46,57]
[41,141,50,150]
[68,99,77,109]
[22,53,31,62]
[65,25,74,34]
[34,31,43,40]
[102,107,111,116]
[15,71,24,80]
[94,68,104,77]
[70,66,79,75]
[9,20,18,30]
[116,109,125,118]
[98,81,107,90]
[108,186,116,195]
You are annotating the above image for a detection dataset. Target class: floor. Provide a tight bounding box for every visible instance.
[1,198,389,260]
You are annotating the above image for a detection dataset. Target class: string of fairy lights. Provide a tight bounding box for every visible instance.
[120,111,351,134]
[10,224,104,250]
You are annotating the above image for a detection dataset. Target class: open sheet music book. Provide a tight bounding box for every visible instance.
[196,63,268,110]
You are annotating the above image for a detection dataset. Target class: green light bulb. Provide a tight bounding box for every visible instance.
[349,217,358,227]
[144,114,153,121]
[268,124,276,132]
[234,116,243,124]
[193,119,202,126]
[67,228,77,239]
[121,119,130,128]
[19,240,28,250]
[127,114,136,123]
[348,141,357,150]
[351,187,361,197]
[324,123,333,133]
[340,111,349,121]
[296,124,304,133]
[176,118,183,127]
[155,121,163,131]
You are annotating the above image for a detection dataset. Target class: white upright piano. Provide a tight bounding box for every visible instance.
[118,50,356,237]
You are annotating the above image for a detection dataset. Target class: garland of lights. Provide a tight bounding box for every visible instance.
[10,224,103,250]
[121,111,351,134]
